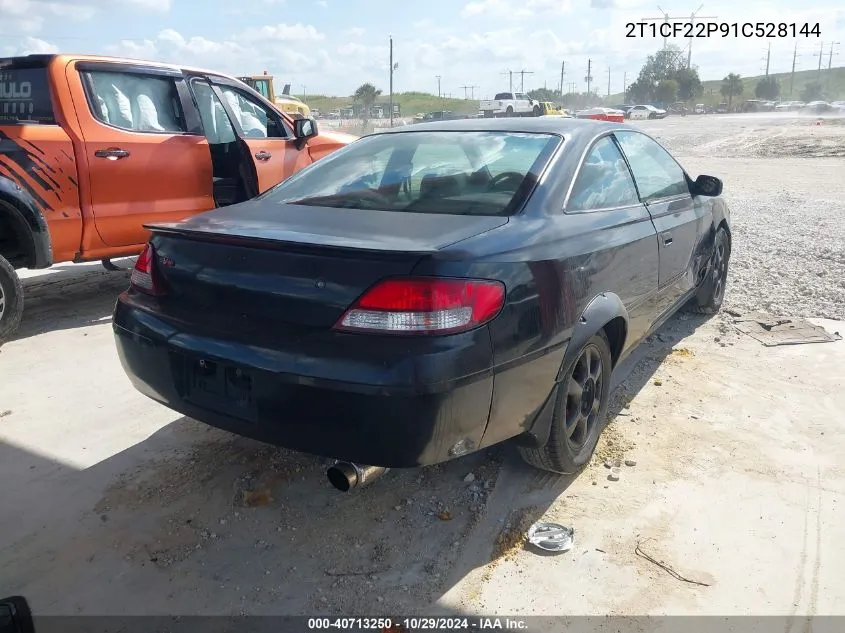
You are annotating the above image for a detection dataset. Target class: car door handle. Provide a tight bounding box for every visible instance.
[662,232,673,246]
[254,151,272,161]
[94,148,130,160]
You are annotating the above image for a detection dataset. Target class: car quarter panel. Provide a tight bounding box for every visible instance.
[412,205,659,449]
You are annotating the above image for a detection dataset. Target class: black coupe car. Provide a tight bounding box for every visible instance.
[113,118,731,485]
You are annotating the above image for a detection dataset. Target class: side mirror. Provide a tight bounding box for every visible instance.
[692,174,723,197]
[293,117,318,140]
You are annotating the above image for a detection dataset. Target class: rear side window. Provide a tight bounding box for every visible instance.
[0,67,56,125]
[265,131,560,217]
[82,70,187,133]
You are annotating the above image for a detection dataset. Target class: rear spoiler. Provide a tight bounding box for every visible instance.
[143,223,440,256]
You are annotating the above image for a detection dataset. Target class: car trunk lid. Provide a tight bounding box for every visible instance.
[144,201,508,334]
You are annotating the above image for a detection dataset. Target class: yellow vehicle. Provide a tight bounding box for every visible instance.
[237,72,311,118]
[538,101,566,116]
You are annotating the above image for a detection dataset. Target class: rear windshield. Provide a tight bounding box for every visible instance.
[494,93,512,100]
[264,131,560,217]
[0,66,55,125]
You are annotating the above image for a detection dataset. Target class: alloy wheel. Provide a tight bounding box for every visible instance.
[564,344,605,450]
[711,237,728,303]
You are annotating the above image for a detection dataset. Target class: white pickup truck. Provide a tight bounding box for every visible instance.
[479,92,541,118]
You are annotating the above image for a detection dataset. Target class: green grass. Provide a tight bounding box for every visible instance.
[296,91,480,116]
[604,65,845,105]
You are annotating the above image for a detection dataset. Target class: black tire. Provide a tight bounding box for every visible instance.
[0,253,24,346]
[687,226,730,315]
[533,105,541,117]
[506,106,514,117]
[519,330,612,474]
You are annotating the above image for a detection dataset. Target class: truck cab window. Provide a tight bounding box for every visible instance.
[218,86,286,139]
[83,70,186,133]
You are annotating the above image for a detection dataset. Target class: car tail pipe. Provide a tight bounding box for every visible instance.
[326,461,390,492]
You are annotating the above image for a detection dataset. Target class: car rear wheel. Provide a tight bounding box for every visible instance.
[519,331,612,474]
[533,105,541,117]
[0,253,23,346]
[687,227,730,315]
[506,106,514,117]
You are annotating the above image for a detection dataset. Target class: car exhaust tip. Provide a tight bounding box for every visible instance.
[327,462,389,492]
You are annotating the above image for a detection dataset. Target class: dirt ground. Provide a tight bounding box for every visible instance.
[1,113,843,621]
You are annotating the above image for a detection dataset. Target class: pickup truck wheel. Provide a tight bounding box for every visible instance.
[687,227,730,315]
[519,331,612,474]
[0,253,24,346]
[533,105,541,117]
[506,106,514,117]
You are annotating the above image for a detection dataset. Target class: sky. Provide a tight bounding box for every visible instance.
[1,0,844,99]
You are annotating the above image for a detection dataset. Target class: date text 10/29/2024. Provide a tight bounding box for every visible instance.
[306,617,529,630]
[626,22,821,39]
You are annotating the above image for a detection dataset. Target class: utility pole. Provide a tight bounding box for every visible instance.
[460,85,470,99]
[436,75,441,99]
[388,36,394,128]
[559,61,565,96]
[585,59,592,95]
[516,69,534,92]
[764,41,771,76]
[790,43,799,97]
[502,70,513,92]
[814,41,824,80]
[641,5,716,65]
[606,67,611,97]
[827,42,840,91]
[623,71,627,100]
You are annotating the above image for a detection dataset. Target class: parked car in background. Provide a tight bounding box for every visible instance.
[694,103,706,114]
[804,101,833,114]
[626,104,667,120]
[610,104,634,115]
[667,102,689,116]
[831,101,845,112]
[0,53,353,343]
[114,118,731,485]
[716,103,729,113]
[575,107,625,123]
[479,92,540,117]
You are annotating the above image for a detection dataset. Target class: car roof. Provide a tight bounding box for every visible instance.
[382,117,635,138]
[2,53,233,79]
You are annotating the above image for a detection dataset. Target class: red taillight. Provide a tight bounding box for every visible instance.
[130,243,166,296]
[335,277,505,335]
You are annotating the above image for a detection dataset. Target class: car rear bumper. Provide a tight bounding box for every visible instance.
[112,295,496,468]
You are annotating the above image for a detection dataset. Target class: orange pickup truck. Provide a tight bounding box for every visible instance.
[0,54,354,343]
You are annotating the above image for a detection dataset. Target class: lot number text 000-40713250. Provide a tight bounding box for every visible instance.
[626,22,821,39]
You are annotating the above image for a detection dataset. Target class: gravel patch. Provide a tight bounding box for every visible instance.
[641,114,845,321]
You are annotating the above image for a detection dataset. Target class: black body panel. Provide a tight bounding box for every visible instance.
[113,117,731,467]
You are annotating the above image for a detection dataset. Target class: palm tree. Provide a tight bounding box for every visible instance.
[353,83,382,127]
[720,73,743,111]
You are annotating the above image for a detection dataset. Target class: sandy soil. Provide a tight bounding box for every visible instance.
[0,113,843,621]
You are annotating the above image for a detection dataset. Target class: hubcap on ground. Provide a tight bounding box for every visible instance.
[564,344,604,449]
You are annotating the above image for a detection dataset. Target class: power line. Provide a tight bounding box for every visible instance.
[641,4,717,67]
[516,69,534,92]
[501,70,513,93]
[459,84,480,99]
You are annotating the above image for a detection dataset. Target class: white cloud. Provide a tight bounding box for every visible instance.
[316,0,327,6]
[344,27,365,37]
[236,23,325,42]
[119,0,171,10]
[462,0,572,19]
[20,36,59,54]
